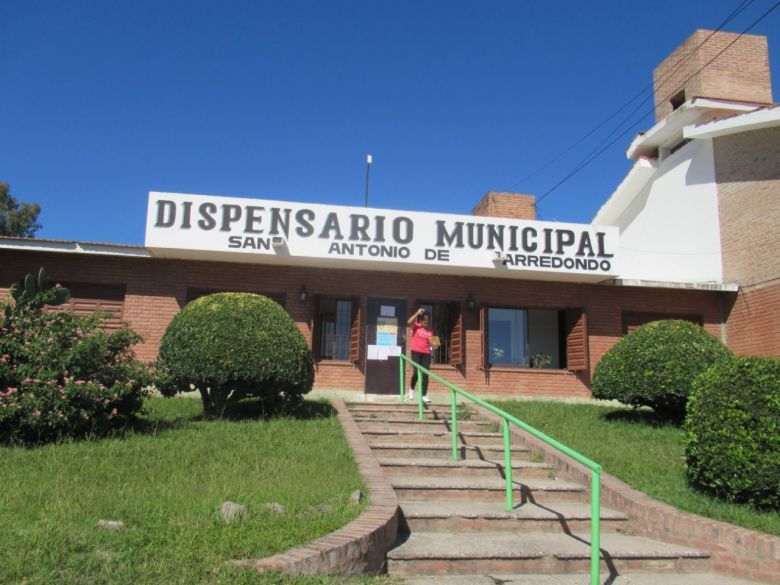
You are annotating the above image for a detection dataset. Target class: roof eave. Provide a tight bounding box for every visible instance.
[592,157,657,226]
[0,237,151,258]
[684,104,780,140]
[626,98,761,160]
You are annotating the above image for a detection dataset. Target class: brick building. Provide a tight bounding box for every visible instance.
[1,29,777,399]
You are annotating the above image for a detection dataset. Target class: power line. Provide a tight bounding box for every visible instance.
[535,0,780,206]
[502,0,755,193]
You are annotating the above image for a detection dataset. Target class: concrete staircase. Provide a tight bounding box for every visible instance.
[346,401,763,585]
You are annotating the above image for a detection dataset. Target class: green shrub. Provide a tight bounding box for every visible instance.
[592,320,731,421]
[157,293,314,415]
[684,356,780,510]
[0,269,150,444]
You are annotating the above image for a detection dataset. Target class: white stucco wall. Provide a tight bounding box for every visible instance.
[611,138,723,284]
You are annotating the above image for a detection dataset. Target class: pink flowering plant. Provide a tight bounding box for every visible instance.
[1,269,151,444]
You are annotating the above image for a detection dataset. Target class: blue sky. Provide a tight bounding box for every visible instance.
[2,1,778,245]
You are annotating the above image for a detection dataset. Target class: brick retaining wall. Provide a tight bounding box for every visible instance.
[476,405,780,584]
[233,400,398,576]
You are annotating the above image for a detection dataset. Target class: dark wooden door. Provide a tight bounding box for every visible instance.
[365,297,407,394]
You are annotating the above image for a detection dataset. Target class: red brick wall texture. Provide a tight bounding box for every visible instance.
[653,29,772,122]
[0,249,726,398]
[471,191,536,221]
[715,125,780,358]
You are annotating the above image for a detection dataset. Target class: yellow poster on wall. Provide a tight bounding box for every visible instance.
[376,316,398,346]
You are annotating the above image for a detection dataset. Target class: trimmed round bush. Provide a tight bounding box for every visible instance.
[592,320,731,421]
[157,293,314,415]
[684,356,780,510]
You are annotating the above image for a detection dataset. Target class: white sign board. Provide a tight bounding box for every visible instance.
[145,192,619,279]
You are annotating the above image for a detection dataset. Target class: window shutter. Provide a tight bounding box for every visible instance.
[349,297,363,365]
[54,284,126,331]
[565,308,589,372]
[480,304,490,370]
[450,302,464,367]
[311,295,322,361]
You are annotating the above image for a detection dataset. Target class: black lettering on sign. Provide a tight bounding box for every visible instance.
[220,204,242,232]
[393,217,413,244]
[227,236,273,250]
[597,232,614,258]
[181,201,192,229]
[198,203,217,230]
[155,200,176,227]
[319,213,344,240]
[508,226,519,252]
[374,216,386,242]
[555,230,575,254]
[269,208,290,238]
[521,227,537,252]
[424,248,450,262]
[295,209,315,237]
[349,214,371,241]
[542,228,553,254]
[436,221,464,248]
[466,223,483,249]
[486,224,504,250]
[577,232,595,257]
[244,206,265,234]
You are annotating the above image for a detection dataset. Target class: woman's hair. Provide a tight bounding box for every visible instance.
[417,310,429,323]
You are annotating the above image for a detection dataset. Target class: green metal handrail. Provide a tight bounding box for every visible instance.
[399,354,603,585]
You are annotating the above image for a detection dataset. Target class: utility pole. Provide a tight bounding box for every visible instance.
[364,154,372,207]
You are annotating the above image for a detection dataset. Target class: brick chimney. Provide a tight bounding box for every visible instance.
[653,29,773,122]
[471,192,536,221]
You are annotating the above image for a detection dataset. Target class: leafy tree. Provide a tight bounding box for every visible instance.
[0,182,42,237]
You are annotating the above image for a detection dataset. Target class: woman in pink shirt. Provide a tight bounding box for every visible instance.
[407,307,434,403]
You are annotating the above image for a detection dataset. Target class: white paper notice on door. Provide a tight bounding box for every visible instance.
[380,305,396,317]
[387,345,402,357]
[367,345,379,360]
[376,346,390,360]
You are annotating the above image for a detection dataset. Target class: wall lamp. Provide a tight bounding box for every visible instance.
[466,293,476,311]
[299,285,308,303]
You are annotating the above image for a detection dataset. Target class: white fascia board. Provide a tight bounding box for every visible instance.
[684,105,780,140]
[626,98,759,159]
[0,237,150,258]
[592,157,657,225]
[606,278,739,292]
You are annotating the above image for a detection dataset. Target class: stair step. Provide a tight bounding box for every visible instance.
[350,404,727,584]
[380,457,555,478]
[392,475,589,504]
[368,442,531,460]
[355,417,493,431]
[399,501,629,533]
[400,573,758,585]
[352,411,467,422]
[346,402,468,414]
[387,531,711,576]
[347,403,470,414]
[360,429,504,443]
